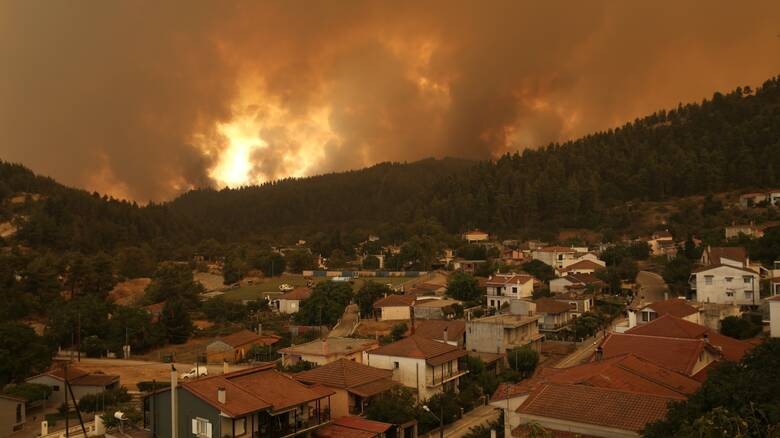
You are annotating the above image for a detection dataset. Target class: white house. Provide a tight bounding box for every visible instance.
[647,231,674,256]
[769,295,780,338]
[373,294,416,321]
[690,264,760,306]
[274,287,312,314]
[530,246,578,269]
[366,335,467,400]
[485,274,534,309]
[627,298,700,329]
[462,229,489,242]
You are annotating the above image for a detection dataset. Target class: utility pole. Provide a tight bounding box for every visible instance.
[76,311,81,362]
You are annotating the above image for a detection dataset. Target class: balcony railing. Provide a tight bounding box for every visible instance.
[426,370,468,387]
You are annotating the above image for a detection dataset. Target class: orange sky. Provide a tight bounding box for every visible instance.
[1,1,780,201]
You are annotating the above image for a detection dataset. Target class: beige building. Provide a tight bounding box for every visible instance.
[485,274,534,310]
[279,337,379,367]
[465,306,543,355]
[274,287,312,314]
[366,335,467,401]
[0,394,25,436]
[769,295,780,338]
[373,294,416,321]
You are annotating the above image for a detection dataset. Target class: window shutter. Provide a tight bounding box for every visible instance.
[192,419,198,434]
[206,422,213,438]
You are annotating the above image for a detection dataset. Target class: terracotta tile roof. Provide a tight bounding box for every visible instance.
[315,424,377,438]
[373,294,416,308]
[533,298,571,314]
[219,329,280,348]
[490,378,545,402]
[183,364,334,417]
[279,337,379,358]
[413,320,466,343]
[706,246,747,265]
[536,246,577,253]
[600,332,711,375]
[516,383,675,432]
[348,378,399,397]
[641,298,698,318]
[278,286,313,301]
[413,298,461,308]
[369,335,466,365]
[767,294,780,301]
[316,417,393,437]
[559,260,605,272]
[294,358,393,389]
[485,274,534,287]
[626,314,753,362]
[512,425,599,437]
[29,366,118,387]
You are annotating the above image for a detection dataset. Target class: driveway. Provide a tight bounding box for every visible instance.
[635,271,670,302]
[329,304,359,337]
[443,405,501,437]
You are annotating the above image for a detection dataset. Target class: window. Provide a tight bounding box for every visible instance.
[704,276,714,285]
[192,418,212,438]
[725,277,733,283]
[52,385,60,391]
[512,287,518,294]
[726,291,735,297]
[393,361,399,369]
[234,418,246,436]
[745,291,753,300]
[743,276,752,284]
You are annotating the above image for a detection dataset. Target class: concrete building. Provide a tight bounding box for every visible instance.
[465,304,543,355]
[533,298,572,334]
[627,298,701,329]
[0,394,25,436]
[769,295,780,338]
[294,359,397,419]
[366,335,467,401]
[690,264,760,306]
[26,366,119,405]
[531,246,578,269]
[274,287,313,314]
[279,337,379,367]
[485,274,534,310]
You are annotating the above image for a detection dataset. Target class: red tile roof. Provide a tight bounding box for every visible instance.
[413,319,466,343]
[294,358,393,389]
[219,329,280,348]
[600,333,713,375]
[29,366,119,387]
[559,260,604,272]
[182,364,334,417]
[626,314,753,362]
[706,246,747,265]
[536,246,577,253]
[691,263,758,274]
[369,335,466,365]
[316,416,393,437]
[534,298,571,314]
[373,294,417,308]
[516,383,675,432]
[278,287,313,301]
[641,298,698,318]
[767,294,780,301]
[485,274,534,286]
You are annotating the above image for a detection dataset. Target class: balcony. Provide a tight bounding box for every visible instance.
[426,369,468,388]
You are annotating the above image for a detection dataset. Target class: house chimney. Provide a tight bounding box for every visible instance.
[595,346,604,361]
[410,311,416,335]
[443,327,448,343]
[223,360,228,374]
[322,338,329,355]
[257,323,262,336]
[217,387,226,404]
[664,292,668,301]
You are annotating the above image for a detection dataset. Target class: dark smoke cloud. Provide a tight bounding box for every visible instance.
[1,1,779,201]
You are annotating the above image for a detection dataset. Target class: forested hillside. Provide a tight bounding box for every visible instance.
[2,76,780,251]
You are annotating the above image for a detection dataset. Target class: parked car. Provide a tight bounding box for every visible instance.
[181,366,208,379]
[279,284,294,291]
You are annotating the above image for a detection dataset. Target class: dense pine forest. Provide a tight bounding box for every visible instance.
[2,76,780,252]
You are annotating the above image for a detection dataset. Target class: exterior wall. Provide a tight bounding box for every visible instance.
[691,348,717,376]
[146,388,224,438]
[414,307,447,320]
[561,253,603,268]
[323,387,350,419]
[490,396,527,437]
[379,306,412,321]
[539,312,570,331]
[692,266,759,305]
[26,375,67,404]
[486,281,533,309]
[550,278,574,293]
[515,414,638,438]
[770,301,780,338]
[465,320,542,355]
[366,355,431,399]
[278,299,302,314]
[0,398,25,436]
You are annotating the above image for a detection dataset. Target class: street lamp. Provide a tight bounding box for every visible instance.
[422,405,444,438]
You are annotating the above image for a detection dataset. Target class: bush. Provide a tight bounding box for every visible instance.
[78,387,131,412]
[2,383,52,404]
[507,347,539,378]
[720,315,762,340]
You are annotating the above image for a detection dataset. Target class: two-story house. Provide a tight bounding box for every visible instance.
[465,303,543,355]
[533,298,572,335]
[279,338,379,367]
[690,264,760,306]
[366,335,467,401]
[627,298,701,329]
[530,246,578,269]
[552,291,593,317]
[485,274,534,310]
[144,364,334,438]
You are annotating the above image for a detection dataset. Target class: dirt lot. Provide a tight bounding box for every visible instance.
[355,319,407,338]
[108,278,152,306]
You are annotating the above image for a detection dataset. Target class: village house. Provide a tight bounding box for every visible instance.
[315,416,417,438]
[413,319,466,347]
[552,291,593,317]
[279,338,379,367]
[647,230,674,257]
[555,259,605,276]
[768,260,780,295]
[452,259,486,273]
[0,394,25,436]
[530,246,579,269]
[372,294,417,321]
[490,353,700,438]
[26,366,119,405]
[206,329,281,364]
[406,282,446,296]
[485,273,534,310]
[599,332,720,378]
[465,302,543,355]
[533,298,572,335]
[625,314,753,363]
[462,229,489,242]
[549,273,605,294]
[412,298,462,320]
[294,359,397,418]
[739,192,768,207]
[769,295,780,338]
[274,287,313,314]
[725,223,765,240]
[689,263,760,306]
[627,298,701,329]
[366,335,467,401]
[700,245,749,267]
[144,364,334,438]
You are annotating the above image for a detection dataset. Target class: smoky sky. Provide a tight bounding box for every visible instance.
[1,1,779,201]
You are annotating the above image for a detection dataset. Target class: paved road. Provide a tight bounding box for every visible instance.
[442,405,501,437]
[554,317,625,368]
[329,304,359,337]
[635,270,671,302]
